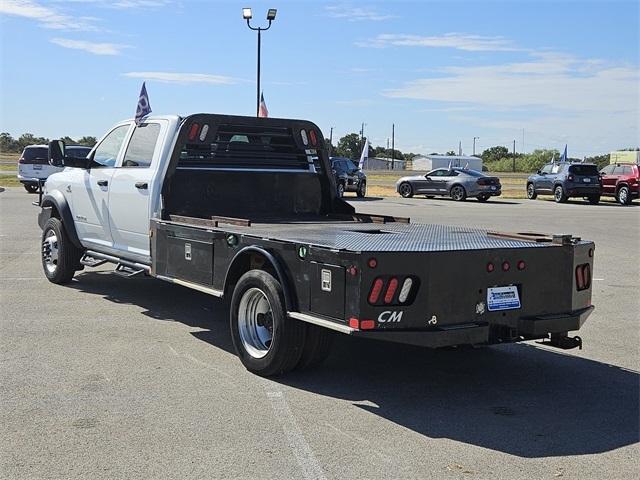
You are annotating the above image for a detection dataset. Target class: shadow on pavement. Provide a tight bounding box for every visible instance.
[69,271,639,459]
[344,196,385,202]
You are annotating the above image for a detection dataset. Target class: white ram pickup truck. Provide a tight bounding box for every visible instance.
[37,113,595,376]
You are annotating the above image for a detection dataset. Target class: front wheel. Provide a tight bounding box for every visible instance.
[41,217,82,284]
[450,185,467,201]
[526,183,537,199]
[24,184,38,194]
[356,180,366,198]
[554,185,567,203]
[230,270,305,376]
[616,186,631,205]
[398,182,413,198]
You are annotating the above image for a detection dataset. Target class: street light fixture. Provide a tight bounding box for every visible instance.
[243,7,277,116]
[473,136,480,156]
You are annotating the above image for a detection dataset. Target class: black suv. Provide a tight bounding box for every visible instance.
[527,162,601,204]
[330,157,367,198]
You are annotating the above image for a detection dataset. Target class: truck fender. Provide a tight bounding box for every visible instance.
[38,191,82,249]
[224,246,296,311]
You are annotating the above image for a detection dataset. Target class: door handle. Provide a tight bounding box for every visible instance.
[97,180,108,187]
[135,182,148,190]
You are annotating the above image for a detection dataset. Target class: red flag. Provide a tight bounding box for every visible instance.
[259,92,269,118]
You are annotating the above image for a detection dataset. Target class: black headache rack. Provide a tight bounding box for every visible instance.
[160,113,353,221]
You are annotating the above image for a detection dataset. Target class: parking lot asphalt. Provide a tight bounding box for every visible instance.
[1,187,638,480]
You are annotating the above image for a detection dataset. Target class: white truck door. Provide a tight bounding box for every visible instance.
[108,121,165,260]
[71,124,131,250]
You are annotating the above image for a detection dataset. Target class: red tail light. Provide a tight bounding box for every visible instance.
[384,277,399,303]
[188,123,200,141]
[368,278,384,304]
[575,264,591,291]
[568,174,575,181]
[477,178,488,185]
[360,319,375,330]
[309,129,318,146]
[18,157,25,164]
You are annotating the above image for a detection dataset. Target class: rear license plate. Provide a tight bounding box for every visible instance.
[491,186,497,191]
[487,285,521,311]
[33,165,42,170]
[582,178,591,183]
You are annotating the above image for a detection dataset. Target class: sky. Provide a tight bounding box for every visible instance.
[0,0,638,157]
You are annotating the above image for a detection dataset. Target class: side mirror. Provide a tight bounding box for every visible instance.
[49,139,91,169]
[425,175,431,180]
[48,140,65,167]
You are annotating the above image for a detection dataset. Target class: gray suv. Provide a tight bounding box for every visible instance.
[527,162,602,204]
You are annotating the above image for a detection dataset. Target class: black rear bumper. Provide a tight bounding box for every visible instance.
[351,306,594,348]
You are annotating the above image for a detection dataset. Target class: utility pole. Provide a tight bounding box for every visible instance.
[513,140,516,172]
[391,123,395,170]
[329,127,333,156]
[522,128,525,154]
[458,141,462,156]
[473,136,479,156]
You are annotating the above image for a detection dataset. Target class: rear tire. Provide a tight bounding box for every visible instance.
[450,185,466,201]
[356,181,366,198]
[587,195,600,205]
[41,217,82,284]
[616,186,631,205]
[554,185,567,203]
[526,183,537,199]
[296,324,334,370]
[230,270,305,377]
[24,184,38,194]
[399,182,413,198]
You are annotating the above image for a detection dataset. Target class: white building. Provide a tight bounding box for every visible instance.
[610,151,639,164]
[361,157,406,171]
[410,155,483,172]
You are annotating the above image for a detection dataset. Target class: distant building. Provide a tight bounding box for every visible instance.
[610,151,639,164]
[410,155,483,172]
[361,156,406,171]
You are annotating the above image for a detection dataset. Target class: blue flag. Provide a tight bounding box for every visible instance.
[135,82,152,125]
[560,144,567,162]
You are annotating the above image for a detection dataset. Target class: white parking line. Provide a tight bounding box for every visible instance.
[263,381,326,480]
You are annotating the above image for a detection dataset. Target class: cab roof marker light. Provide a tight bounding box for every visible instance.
[199,124,209,142]
[300,130,309,146]
[398,277,413,303]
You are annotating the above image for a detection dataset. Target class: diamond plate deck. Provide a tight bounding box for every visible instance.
[210,220,577,253]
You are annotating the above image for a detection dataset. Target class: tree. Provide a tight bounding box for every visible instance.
[445,150,456,156]
[76,136,97,147]
[335,133,363,160]
[0,132,17,152]
[481,145,510,163]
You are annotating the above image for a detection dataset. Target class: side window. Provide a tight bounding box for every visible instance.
[550,164,561,174]
[541,165,552,174]
[600,165,614,175]
[93,125,130,167]
[613,166,625,174]
[122,123,161,168]
[622,166,633,175]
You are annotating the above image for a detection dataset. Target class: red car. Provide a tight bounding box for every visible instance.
[599,163,639,205]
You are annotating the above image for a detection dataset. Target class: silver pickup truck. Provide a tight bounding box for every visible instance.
[37,113,595,376]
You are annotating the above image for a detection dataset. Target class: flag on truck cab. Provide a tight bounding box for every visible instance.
[358,138,369,169]
[560,144,567,162]
[135,82,152,125]
[259,92,269,118]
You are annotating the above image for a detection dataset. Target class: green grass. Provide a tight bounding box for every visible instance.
[0,174,21,187]
[0,152,20,166]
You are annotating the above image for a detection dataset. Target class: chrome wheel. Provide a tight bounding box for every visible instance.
[238,287,274,359]
[618,186,629,205]
[42,229,59,274]
[527,183,536,199]
[337,183,345,198]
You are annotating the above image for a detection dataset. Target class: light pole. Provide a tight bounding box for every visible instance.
[243,7,277,116]
[473,136,479,156]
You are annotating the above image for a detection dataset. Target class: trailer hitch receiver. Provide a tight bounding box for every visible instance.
[538,333,582,350]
